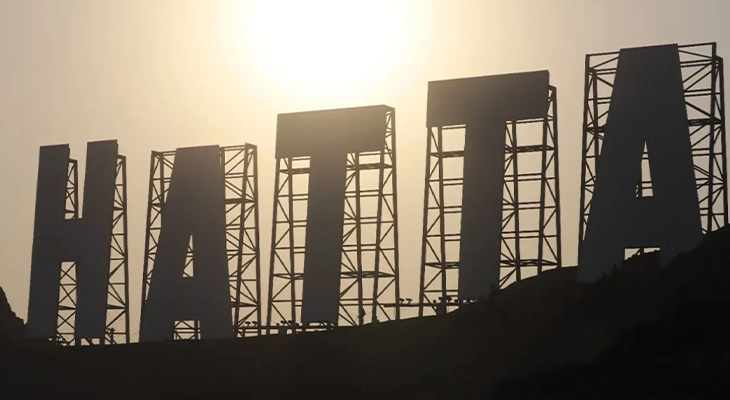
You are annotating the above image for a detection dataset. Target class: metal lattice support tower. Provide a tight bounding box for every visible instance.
[579,43,728,258]
[105,156,131,344]
[418,88,562,316]
[223,145,262,337]
[55,156,130,346]
[267,108,400,333]
[55,159,78,345]
[141,144,261,340]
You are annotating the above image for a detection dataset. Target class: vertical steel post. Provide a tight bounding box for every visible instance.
[266,159,282,335]
[510,122,522,281]
[418,128,433,317]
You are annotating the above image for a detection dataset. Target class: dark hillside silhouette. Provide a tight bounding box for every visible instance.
[495,230,730,399]
[4,227,730,399]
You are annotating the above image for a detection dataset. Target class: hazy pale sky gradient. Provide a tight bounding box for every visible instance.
[1,0,728,339]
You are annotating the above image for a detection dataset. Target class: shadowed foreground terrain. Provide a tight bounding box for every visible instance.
[0,287,24,341]
[2,228,730,399]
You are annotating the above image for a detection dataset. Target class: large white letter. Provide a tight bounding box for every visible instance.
[27,140,118,339]
[578,45,702,282]
[276,106,389,324]
[427,71,549,300]
[140,146,232,341]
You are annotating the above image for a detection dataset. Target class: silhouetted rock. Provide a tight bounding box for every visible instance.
[0,286,24,341]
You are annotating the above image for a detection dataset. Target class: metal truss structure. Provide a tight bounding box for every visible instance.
[56,156,130,346]
[418,88,562,316]
[267,108,400,333]
[579,42,728,258]
[141,144,261,339]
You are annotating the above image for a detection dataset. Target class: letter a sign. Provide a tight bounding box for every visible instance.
[578,45,703,282]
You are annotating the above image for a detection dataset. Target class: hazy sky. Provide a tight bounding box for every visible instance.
[1,0,728,340]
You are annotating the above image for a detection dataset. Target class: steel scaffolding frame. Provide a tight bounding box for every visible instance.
[579,43,728,258]
[418,87,562,316]
[266,108,400,333]
[55,156,130,346]
[140,144,261,339]
[55,159,78,345]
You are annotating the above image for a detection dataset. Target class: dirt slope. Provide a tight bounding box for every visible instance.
[2,228,730,399]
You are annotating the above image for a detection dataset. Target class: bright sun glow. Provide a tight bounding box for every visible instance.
[218,0,413,101]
